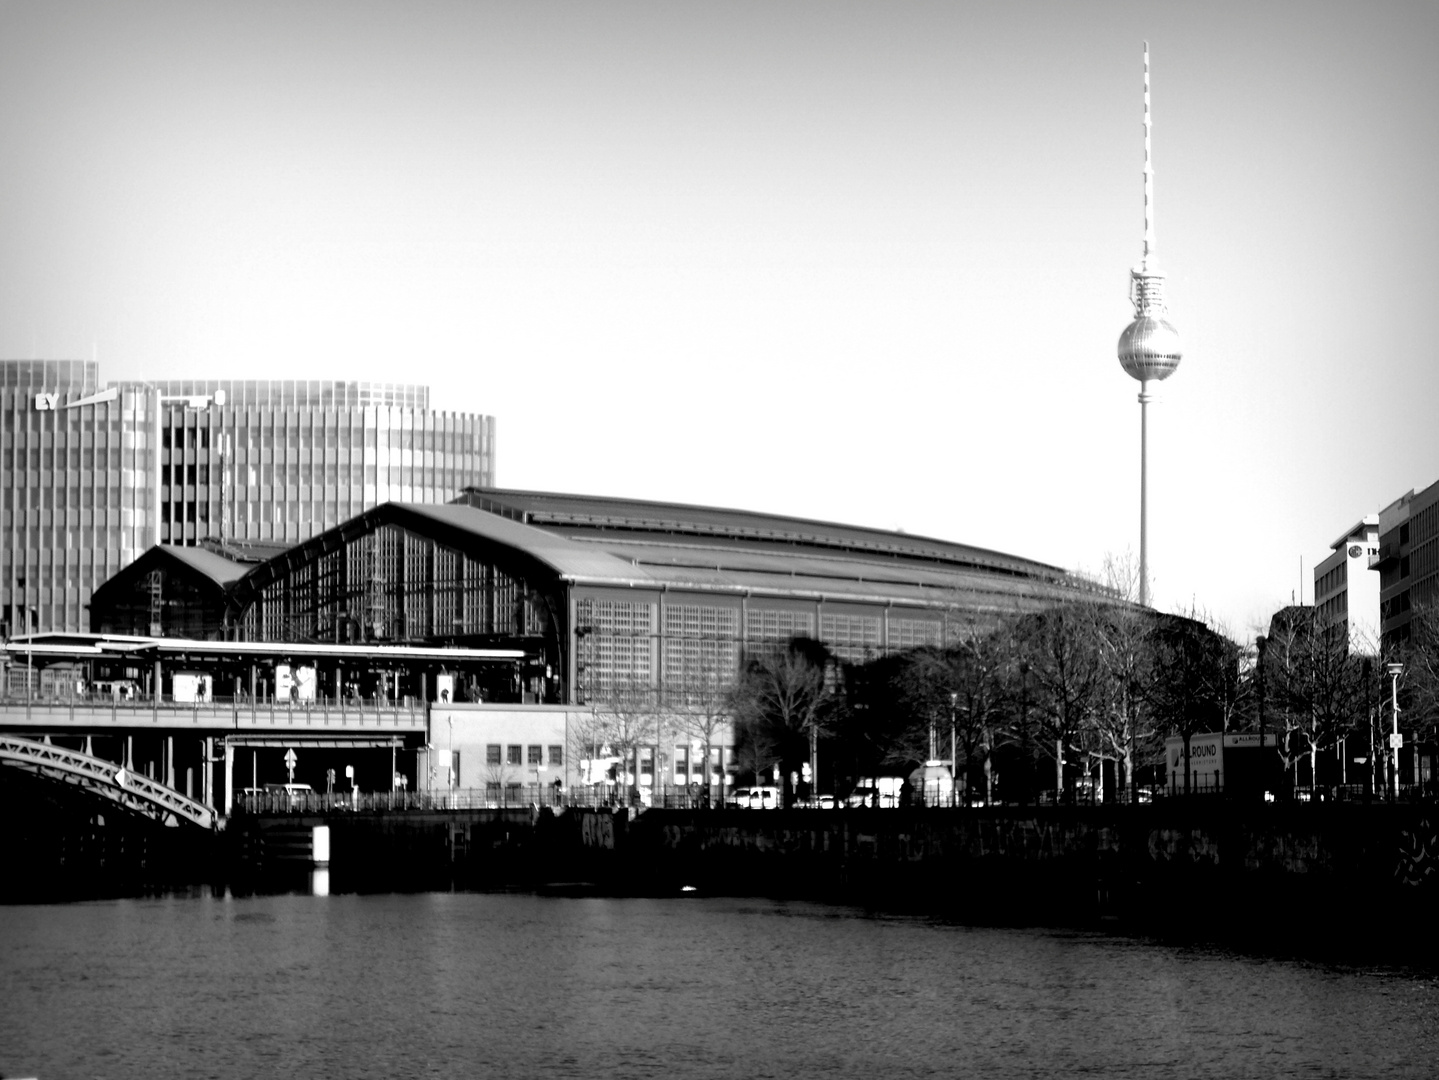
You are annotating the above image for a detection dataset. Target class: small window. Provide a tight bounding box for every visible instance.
[527,744,542,765]
[548,745,563,766]
[486,744,501,766]
[506,745,522,765]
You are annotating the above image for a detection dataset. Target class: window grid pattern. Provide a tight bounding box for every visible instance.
[576,598,654,703]
[1,363,495,634]
[663,604,739,700]
[820,612,883,664]
[888,616,944,652]
[244,522,534,643]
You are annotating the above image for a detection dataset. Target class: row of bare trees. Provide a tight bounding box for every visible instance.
[569,592,1439,805]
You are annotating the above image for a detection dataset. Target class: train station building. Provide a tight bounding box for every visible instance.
[72,487,1115,803]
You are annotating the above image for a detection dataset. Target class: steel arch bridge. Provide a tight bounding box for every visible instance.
[0,734,215,829]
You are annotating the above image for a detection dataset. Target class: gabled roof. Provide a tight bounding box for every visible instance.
[94,544,253,596]
[156,545,253,587]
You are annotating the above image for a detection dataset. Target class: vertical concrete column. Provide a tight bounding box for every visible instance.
[166,735,175,788]
[224,741,234,813]
[203,736,213,809]
[153,659,162,704]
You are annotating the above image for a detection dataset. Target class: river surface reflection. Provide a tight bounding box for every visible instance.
[3,891,1437,1079]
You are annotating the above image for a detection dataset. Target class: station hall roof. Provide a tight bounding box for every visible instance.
[174,488,1112,615]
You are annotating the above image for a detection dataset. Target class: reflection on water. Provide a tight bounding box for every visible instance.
[2,892,1437,1079]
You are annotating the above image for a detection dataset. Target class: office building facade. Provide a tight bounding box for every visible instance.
[1,360,495,635]
[1373,477,1439,648]
[1312,515,1380,654]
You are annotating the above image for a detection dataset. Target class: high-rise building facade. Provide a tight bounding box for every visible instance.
[1,360,495,634]
[1374,477,1439,648]
[1312,515,1380,654]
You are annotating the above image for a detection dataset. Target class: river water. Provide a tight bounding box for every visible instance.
[3,890,1436,1079]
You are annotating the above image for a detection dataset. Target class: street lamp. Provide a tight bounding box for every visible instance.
[949,692,958,806]
[1386,661,1403,800]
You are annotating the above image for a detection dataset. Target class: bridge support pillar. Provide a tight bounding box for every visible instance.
[203,736,213,809]
[165,736,175,789]
[224,741,235,814]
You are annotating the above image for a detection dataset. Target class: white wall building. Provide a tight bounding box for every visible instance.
[1313,515,1381,655]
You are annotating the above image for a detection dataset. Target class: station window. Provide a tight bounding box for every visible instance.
[527,744,542,765]
[506,745,522,765]
[486,744,501,766]
[548,745,563,767]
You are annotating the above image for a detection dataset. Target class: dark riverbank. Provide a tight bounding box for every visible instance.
[6,772,1438,962]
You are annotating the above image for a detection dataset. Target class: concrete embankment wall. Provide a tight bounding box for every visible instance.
[616,804,1439,934]
[226,802,1439,940]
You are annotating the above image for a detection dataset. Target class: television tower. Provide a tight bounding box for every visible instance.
[1117,42,1182,607]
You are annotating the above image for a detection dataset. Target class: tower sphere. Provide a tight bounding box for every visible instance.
[1117,315,1182,383]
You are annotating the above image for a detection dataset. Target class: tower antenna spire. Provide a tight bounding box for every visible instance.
[1142,40,1155,267]
[1117,43,1183,608]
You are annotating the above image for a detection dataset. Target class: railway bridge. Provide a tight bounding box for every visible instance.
[0,633,526,825]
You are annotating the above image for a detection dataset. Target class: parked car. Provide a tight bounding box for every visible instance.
[262,782,314,809]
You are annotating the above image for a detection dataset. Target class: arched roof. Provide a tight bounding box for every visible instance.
[232,491,1111,615]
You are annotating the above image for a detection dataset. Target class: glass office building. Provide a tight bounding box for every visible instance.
[1,360,495,634]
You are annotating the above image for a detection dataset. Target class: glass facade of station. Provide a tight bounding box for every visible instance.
[1,361,495,634]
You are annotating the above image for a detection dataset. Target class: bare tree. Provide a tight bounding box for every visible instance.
[897,618,1007,803]
[1261,606,1366,792]
[729,642,831,801]
[584,679,661,803]
[1403,603,1439,748]
[1014,604,1105,801]
[1085,609,1155,802]
[663,671,734,805]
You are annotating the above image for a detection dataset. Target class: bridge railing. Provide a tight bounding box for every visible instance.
[0,694,427,730]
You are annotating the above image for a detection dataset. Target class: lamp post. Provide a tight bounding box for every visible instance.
[1386,662,1403,801]
[949,691,958,806]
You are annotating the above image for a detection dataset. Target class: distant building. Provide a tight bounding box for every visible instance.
[1372,477,1439,649]
[1,360,495,634]
[1312,515,1380,654]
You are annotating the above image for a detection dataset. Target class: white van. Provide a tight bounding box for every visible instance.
[263,782,314,809]
[728,785,781,809]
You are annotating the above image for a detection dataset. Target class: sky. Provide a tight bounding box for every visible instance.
[1,0,1436,640]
